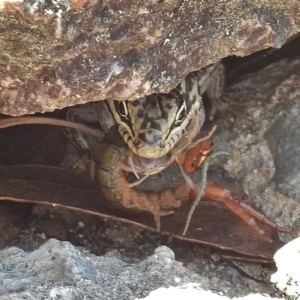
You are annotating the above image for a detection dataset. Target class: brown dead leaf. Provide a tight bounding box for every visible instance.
[0,165,283,261]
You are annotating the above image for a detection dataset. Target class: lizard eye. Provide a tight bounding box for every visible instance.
[175,101,187,124]
[117,101,128,119]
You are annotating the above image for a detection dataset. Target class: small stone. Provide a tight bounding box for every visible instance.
[78,221,85,228]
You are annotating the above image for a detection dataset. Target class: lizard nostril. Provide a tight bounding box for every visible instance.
[135,133,146,144]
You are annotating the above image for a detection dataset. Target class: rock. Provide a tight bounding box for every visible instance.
[0,238,98,296]
[137,286,284,300]
[0,1,300,115]
[0,239,207,299]
[0,238,283,299]
[271,237,300,299]
[211,57,300,242]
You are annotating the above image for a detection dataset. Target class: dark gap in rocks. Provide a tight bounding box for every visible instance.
[202,34,300,121]
[223,34,300,86]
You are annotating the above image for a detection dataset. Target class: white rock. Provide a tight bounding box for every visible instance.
[135,284,284,300]
[271,237,300,299]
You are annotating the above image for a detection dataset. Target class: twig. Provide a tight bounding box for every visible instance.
[182,150,229,236]
[0,116,104,137]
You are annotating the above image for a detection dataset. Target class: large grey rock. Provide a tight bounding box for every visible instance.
[0,239,208,299]
[212,57,300,241]
[0,239,283,300]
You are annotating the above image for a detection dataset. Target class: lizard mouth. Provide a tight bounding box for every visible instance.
[128,151,173,175]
